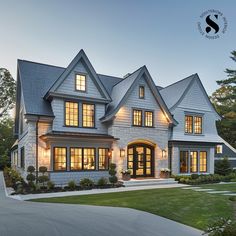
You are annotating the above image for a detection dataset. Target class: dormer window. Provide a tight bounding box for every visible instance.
[185,114,202,134]
[75,74,86,91]
[139,86,145,99]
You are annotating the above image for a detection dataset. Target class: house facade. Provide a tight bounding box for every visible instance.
[11,50,224,184]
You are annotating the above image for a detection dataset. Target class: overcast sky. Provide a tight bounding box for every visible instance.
[0,0,235,95]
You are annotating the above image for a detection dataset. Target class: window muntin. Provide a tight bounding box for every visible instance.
[180,151,188,173]
[194,116,202,134]
[216,145,223,154]
[54,147,67,171]
[82,104,95,127]
[70,148,82,170]
[139,86,145,99]
[133,110,142,126]
[98,148,109,170]
[75,74,86,91]
[83,148,95,170]
[65,102,78,126]
[199,151,207,172]
[185,115,193,133]
[190,151,198,173]
[145,111,153,127]
[20,147,25,169]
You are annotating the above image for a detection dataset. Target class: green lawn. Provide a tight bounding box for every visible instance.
[31,184,236,230]
[200,183,236,192]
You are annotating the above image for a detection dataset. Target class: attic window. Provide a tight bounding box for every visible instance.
[139,86,145,99]
[75,74,86,91]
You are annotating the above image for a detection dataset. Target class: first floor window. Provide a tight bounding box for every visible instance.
[194,116,202,134]
[83,148,95,170]
[190,151,198,173]
[82,103,95,127]
[20,147,25,169]
[185,115,193,133]
[98,148,109,170]
[70,148,82,170]
[200,151,207,172]
[180,151,188,173]
[133,109,142,126]
[65,101,78,126]
[145,111,153,127]
[54,147,67,171]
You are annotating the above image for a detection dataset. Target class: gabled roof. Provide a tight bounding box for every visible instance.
[17,60,64,117]
[100,66,177,125]
[45,49,111,101]
[160,73,221,119]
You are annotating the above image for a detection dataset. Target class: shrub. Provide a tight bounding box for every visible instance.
[109,163,118,185]
[0,153,10,170]
[39,166,47,173]
[47,181,55,190]
[27,166,35,173]
[79,178,94,189]
[67,180,77,190]
[97,177,108,186]
[38,166,49,187]
[204,218,236,236]
[191,174,199,180]
[215,157,232,176]
[26,165,35,187]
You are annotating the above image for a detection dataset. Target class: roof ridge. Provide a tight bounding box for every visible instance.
[162,73,197,90]
[97,73,123,80]
[18,59,65,69]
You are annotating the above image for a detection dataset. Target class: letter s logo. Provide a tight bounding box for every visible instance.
[205,15,219,34]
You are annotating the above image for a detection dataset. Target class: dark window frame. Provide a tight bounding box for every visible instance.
[82,103,95,128]
[199,151,207,173]
[144,110,154,127]
[139,86,145,99]
[194,116,203,134]
[53,147,67,172]
[75,73,87,92]
[180,150,188,173]
[190,151,198,173]
[98,148,110,170]
[132,109,143,127]
[64,101,79,127]
[185,115,193,133]
[20,147,25,169]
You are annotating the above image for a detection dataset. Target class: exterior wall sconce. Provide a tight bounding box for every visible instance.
[120,149,125,158]
[162,149,167,159]
[108,150,112,158]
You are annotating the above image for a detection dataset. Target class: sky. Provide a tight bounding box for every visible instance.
[0,0,235,95]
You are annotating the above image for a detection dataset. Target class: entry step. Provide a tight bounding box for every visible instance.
[121,178,178,187]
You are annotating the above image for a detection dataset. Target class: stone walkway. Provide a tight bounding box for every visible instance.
[182,185,236,196]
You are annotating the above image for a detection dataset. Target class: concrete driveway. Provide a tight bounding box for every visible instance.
[0,172,203,236]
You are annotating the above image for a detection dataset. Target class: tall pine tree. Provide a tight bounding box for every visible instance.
[211,51,236,148]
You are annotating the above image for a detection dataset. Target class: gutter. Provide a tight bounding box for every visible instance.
[36,119,39,183]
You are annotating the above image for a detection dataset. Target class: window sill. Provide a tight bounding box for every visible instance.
[184,133,204,136]
[63,125,97,129]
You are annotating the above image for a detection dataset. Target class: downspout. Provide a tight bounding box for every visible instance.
[36,119,39,183]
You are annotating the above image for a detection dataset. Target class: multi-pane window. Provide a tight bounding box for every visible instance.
[98,148,109,170]
[133,110,142,126]
[65,102,78,126]
[200,151,207,172]
[83,148,95,170]
[20,147,25,169]
[54,147,67,171]
[180,151,188,173]
[190,151,198,173]
[194,116,202,134]
[216,145,223,154]
[145,111,153,127]
[82,104,95,127]
[75,74,86,91]
[70,148,82,170]
[139,86,145,99]
[185,115,193,133]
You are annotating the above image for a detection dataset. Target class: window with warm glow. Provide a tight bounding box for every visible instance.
[70,148,82,170]
[82,104,95,127]
[200,151,207,172]
[54,147,67,171]
[65,101,78,126]
[145,111,153,127]
[185,115,193,133]
[194,116,202,134]
[190,151,198,173]
[180,151,188,173]
[216,145,223,154]
[133,109,142,126]
[98,148,109,170]
[139,86,145,99]
[75,74,86,91]
[83,148,95,170]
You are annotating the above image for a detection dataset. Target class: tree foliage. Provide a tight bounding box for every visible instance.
[211,51,236,148]
[0,68,16,117]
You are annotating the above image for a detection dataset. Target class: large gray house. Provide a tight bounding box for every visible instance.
[11,50,226,184]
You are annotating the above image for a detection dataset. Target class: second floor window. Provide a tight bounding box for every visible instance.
[133,109,142,126]
[75,74,86,91]
[185,115,203,134]
[145,111,153,127]
[82,104,95,127]
[139,86,145,99]
[65,101,78,126]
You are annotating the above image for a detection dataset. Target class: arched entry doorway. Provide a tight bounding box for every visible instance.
[127,143,154,178]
